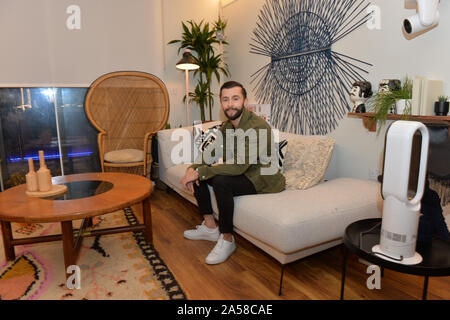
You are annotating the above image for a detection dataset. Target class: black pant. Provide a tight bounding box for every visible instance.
[193,175,257,234]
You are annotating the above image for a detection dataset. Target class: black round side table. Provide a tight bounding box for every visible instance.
[340,218,450,300]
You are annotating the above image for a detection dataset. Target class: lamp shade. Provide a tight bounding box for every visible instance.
[176,51,200,71]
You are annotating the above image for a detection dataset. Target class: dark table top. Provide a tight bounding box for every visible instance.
[344,218,450,277]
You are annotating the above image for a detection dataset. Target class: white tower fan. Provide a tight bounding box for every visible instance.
[372,121,429,265]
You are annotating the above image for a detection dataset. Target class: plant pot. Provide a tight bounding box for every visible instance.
[434,101,449,116]
[396,99,411,115]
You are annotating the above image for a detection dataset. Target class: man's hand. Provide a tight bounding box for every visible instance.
[180,168,200,193]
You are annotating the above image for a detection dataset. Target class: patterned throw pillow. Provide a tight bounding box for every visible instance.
[193,124,222,152]
[193,123,222,165]
[283,137,335,190]
[277,139,288,172]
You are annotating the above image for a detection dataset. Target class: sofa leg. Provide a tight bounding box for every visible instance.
[278,264,284,296]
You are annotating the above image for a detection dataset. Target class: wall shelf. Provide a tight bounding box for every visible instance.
[348,112,450,132]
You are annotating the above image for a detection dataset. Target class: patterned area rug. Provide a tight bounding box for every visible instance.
[0,208,186,300]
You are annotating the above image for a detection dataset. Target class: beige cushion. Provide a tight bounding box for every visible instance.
[164,163,382,255]
[232,178,381,254]
[104,149,144,163]
[283,137,335,190]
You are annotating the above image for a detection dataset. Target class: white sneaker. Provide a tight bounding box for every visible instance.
[205,234,236,265]
[184,221,220,242]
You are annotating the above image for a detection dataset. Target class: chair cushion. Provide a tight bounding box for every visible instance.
[104,149,144,163]
[283,137,335,190]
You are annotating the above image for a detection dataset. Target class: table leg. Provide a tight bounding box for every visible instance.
[142,196,153,244]
[85,217,93,228]
[1,221,15,261]
[61,221,76,279]
[340,246,348,300]
[422,276,429,300]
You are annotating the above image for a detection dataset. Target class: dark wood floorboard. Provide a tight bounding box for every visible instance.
[139,187,450,300]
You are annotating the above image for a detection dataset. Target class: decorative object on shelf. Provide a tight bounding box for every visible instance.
[403,0,440,38]
[169,19,230,122]
[378,79,401,93]
[372,121,429,265]
[434,95,449,116]
[378,79,402,114]
[37,150,52,192]
[249,0,373,135]
[396,98,412,115]
[350,81,373,113]
[411,76,443,115]
[176,49,200,126]
[370,77,412,132]
[348,112,450,132]
[25,158,39,192]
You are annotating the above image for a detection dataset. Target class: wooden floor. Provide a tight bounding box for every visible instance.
[139,187,450,300]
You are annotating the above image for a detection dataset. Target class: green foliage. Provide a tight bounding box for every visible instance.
[369,76,413,133]
[438,95,448,102]
[169,19,230,122]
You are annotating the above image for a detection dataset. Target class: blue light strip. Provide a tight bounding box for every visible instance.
[8,151,93,163]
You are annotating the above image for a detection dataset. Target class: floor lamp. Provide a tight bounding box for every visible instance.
[176,49,199,126]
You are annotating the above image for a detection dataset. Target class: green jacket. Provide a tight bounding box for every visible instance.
[189,108,285,194]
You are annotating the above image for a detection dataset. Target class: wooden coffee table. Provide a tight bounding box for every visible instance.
[0,172,152,277]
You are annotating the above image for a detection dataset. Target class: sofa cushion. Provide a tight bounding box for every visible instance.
[104,149,144,163]
[277,139,288,172]
[194,123,222,153]
[233,178,381,253]
[283,137,335,190]
[157,121,222,170]
[164,163,381,255]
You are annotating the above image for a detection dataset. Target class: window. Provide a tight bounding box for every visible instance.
[0,87,100,190]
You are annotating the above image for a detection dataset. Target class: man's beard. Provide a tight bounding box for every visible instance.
[225,106,244,120]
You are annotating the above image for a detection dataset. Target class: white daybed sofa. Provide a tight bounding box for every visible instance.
[157,123,382,270]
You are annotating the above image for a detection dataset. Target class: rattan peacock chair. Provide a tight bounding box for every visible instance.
[85,71,169,177]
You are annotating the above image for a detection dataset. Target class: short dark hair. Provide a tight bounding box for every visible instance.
[220,81,247,99]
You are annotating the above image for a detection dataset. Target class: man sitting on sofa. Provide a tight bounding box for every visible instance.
[180,81,285,264]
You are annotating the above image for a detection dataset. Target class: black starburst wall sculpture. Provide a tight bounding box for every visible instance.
[250,0,373,135]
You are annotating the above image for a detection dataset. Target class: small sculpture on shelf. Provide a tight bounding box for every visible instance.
[435,95,449,116]
[350,81,373,113]
[378,79,401,114]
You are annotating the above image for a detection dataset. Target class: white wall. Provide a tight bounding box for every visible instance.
[222,0,450,180]
[0,0,225,127]
[162,0,221,128]
[1,0,446,180]
[0,0,165,86]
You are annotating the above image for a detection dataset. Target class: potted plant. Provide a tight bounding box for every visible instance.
[184,80,212,121]
[434,95,449,116]
[369,76,413,132]
[169,19,230,122]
